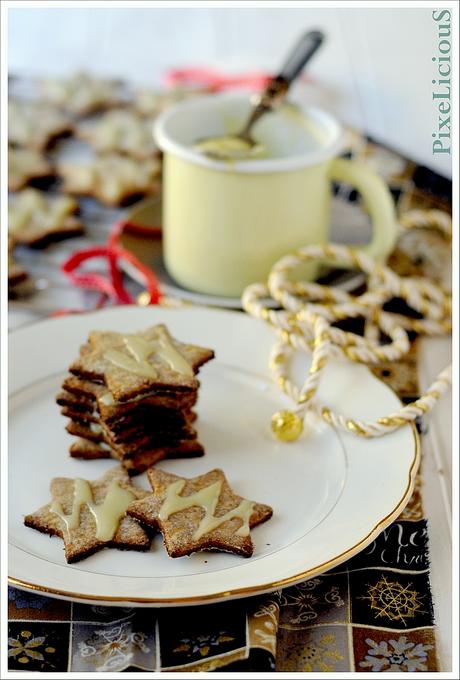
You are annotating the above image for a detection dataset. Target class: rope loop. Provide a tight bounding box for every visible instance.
[242,214,451,439]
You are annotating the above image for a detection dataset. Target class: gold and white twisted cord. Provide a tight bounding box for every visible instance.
[317,365,452,437]
[242,217,451,440]
[399,209,452,239]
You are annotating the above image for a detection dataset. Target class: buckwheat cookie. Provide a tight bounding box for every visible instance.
[69,325,214,401]
[59,374,198,420]
[9,188,84,248]
[127,468,273,558]
[59,325,214,473]
[9,100,73,150]
[24,466,151,563]
[41,72,123,117]
[77,109,158,159]
[8,147,54,192]
[58,154,161,206]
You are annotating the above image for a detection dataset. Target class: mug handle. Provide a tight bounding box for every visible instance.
[328,157,398,261]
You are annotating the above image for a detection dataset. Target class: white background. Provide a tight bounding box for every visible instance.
[7,5,452,177]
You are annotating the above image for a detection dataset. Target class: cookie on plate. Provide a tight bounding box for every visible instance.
[24,466,151,563]
[8,147,54,192]
[9,188,84,248]
[58,325,214,474]
[69,325,214,400]
[127,468,273,558]
[59,374,198,420]
[9,100,73,150]
[41,72,123,117]
[77,109,158,159]
[58,154,161,206]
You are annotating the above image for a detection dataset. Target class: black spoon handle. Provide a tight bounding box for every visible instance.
[240,29,325,138]
[278,29,325,85]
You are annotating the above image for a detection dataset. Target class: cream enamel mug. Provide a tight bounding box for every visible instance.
[154,94,398,297]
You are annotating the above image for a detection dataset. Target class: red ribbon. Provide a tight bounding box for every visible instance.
[56,219,162,316]
[164,67,272,92]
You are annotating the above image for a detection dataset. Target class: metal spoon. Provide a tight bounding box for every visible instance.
[194,29,325,160]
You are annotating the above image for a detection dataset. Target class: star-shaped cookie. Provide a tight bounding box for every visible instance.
[127,468,273,558]
[78,109,158,159]
[41,72,123,116]
[8,147,54,192]
[9,188,84,248]
[24,466,151,563]
[58,154,161,206]
[69,324,215,401]
[9,100,73,151]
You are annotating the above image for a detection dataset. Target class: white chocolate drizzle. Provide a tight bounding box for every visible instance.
[50,478,134,541]
[104,330,193,379]
[159,479,255,540]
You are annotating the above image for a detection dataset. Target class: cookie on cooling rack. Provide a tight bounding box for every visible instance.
[9,100,73,151]
[8,147,55,192]
[41,72,124,117]
[58,154,161,206]
[77,109,158,160]
[9,188,84,248]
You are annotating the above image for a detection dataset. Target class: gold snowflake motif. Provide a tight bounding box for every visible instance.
[360,575,426,626]
[281,633,344,672]
[8,631,56,667]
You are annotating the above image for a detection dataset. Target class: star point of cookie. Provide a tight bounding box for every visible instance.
[8,100,72,150]
[41,71,123,116]
[58,154,161,206]
[77,109,158,159]
[24,466,151,563]
[127,468,273,558]
[69,324,215,401]
[9,188,84,248]
[8,147,54,192]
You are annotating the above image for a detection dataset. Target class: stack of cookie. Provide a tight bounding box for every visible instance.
[57,324,214,474]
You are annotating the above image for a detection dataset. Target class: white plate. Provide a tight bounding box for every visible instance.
[8,306,419,606]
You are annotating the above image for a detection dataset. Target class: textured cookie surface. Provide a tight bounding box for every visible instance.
[9,188,84,248]
[41,72,122,116]
[127,468,273,557]
[61,374,198,420]
[58,154,161,206]
[69,324,214,401]
[70,437,204,473]
[9,100,72,150]
[8,147,54,192]
[24,466,151,563]
[78,109,158,159]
